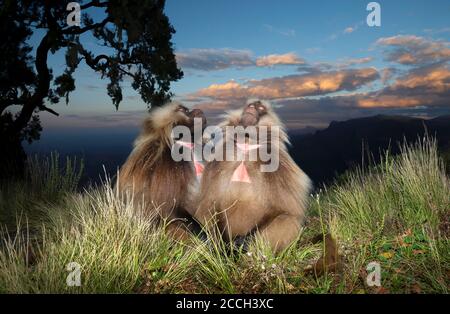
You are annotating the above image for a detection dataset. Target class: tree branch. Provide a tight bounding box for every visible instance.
[79,50,137,79]
[62,17,112,35]
[118,67,137,79]
[38,104,59,116]
[80,0,108,10]
[77,48,110,71]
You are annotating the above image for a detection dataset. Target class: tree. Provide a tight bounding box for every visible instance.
[0,0,183,177]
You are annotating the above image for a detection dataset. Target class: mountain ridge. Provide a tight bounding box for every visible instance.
[289,115,450,186]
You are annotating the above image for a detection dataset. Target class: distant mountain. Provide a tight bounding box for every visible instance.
[289,115,450,187]
[25,128,139,185]
[27,115,450,188]
[288,126,320,136]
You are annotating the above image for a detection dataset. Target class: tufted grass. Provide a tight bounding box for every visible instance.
[0,138,448,293]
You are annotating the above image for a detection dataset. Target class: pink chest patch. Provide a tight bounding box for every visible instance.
[231,142,260,183]
[176,141,203,177]
[231,161,251,183]
[194,161,204,176]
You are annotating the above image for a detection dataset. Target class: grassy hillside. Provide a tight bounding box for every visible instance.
[0,139,449,293]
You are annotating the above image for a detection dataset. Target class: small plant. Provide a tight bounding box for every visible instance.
[26,152,84,197]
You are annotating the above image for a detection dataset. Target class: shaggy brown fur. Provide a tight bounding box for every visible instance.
[118,102,205,240]
[194,100,311,252]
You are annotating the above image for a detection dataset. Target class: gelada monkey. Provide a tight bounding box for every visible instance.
[118,102,206,240]
[194,100,311,252]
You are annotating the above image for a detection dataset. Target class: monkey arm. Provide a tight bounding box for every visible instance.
[256,213,301,253]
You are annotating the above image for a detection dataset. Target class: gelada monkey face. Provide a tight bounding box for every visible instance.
[175,105,206,130]
[240,101,268,127]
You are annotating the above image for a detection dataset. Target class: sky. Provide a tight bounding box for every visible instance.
[36,0,450,131]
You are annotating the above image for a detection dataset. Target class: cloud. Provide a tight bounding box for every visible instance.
[272,96,371,129]
[250,68,379,98]
[340,57,373,66]
[41,110,148,129]
[177,34,450,129]
[296,57,373,74]
[357,95,423,108]
[344,27,355,34]
[176,48,254,71]
[193,68,380,100]
[380,68,397,85]
[271,96,448,129]
[323,57,374,69]
[358,63,450,108]
[377,35,425,46]
[390,63,450,93]
[305,47,321,54]
[194,80,247,99]
[189,62,450,129]
[423,27,450,35]
[176,49,304,71]
[326,21,363,41]
[263,24,296,37]
[376,35,450,65]
[255,53,305,67]
[83,84,102,91]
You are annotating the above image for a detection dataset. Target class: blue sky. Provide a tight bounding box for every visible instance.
[37,0,450,130]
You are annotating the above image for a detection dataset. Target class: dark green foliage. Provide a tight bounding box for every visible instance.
[0,0,182,176]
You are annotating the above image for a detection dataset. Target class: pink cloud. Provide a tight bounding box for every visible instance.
[376,35,450,65]
[344,27,355,34]
[193,68,379,100]
[255,53,305,67]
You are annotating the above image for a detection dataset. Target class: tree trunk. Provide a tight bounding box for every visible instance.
[1,33,52,179]
[10,32,51,136]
